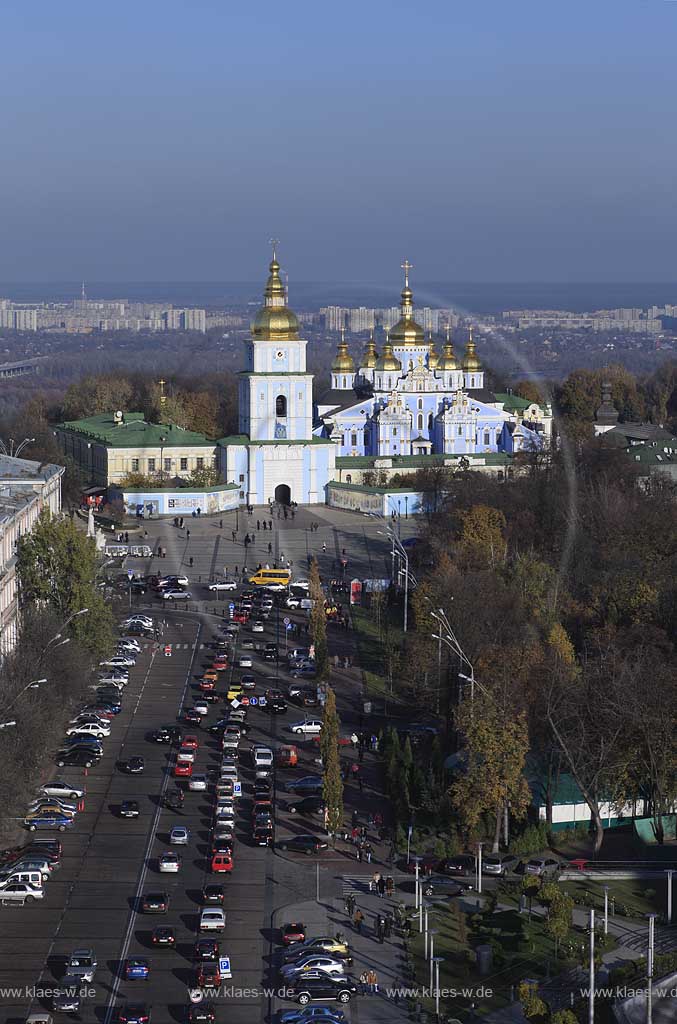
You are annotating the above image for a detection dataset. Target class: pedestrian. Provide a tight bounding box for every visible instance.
[358,774,364,793]
[359,970,369,995]
[377,875,386,898]
[124,531,129,543]
[257,519,260,530]
[351,808,359,827]
[196,507,201,516]
[365,842,372,862]
[189,556,194,567]
[371,969,379,994]
[345,893,356,917]
[322,541,326,552]
[384,913,392,938]
[268,542,272,555]
[350,731,358,748]
[376,916,384,943]
[219,519,223,529]
[370,733,378,752]
[371,871,381,892]
[354,910,363,933]
[186,529,190,540]
[144,529,148,539]
[360,824,367,839]
[356,844,362,862]
[351,825,360,843]
[232,530,237,542]
[351,763,360,778]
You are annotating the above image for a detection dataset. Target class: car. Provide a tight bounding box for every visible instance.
[184,708,202,725]
[40,780,85,801]
[177,745,196,762]
[141,891,170,913]
[28,795,77,815]
[162,588,192,600]
[286,776,323,794]
[252,797,272,817]
[81,703,118,717]
[283,938,350,961]
[169,826,190,845]
[525,857,563,878]
[209,579,238,591]
[278,835,328,855]
[299,689,319,707]
[281,955,349,980]
[168,573,189,587]
[252,745,274,768]
[0,882,44,901]
[238,654,253,668]
[268,696,288,713]
[174,760,193,778]
[122,614,153,626]
[196,961,221,987]
[290,720,323,736]
[182,734,199,750]
[165,786,184,811]
[194,937,220,961]
[282,922,306,946]
[227,684,244,700]
[240,638,255,649]
[251,620,265,633]
[279,1007,346,1024]
[159,851,181,873]
[52,977,82,1012]
[420,875,471,898]
[66,721,110,737]
[288,974,358,1006]
[253,823,274,846]
[151,926,176,947]
[125,957,150,980]
[101,655,136,668]
[118,638,141,652]
[202,883,225,904]
[286,796,326,817]
[199,907,226,931]
[24,813,74,833]
[291,665,318,679]
[404,853,440,875]
[215,800,235,820]
[254,778,273,796]
[199,677,216,692]
[66,948,97,981]
[193,701,209,716]
[149,728,172,744]
[189,773,208,791]
[240,673,257,689]
[121,757,145,774]
[264,644,278,661]
[120,800,140,818]
[483,854,520,876]
[55,749,100,769]
[118,1003,151,1024]
[187,1004,215,1023]
[63,733,104,750]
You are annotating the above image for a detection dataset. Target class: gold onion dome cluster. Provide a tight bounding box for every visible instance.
[251,258,300,340]
[462,328,482,371]
[375,338,402,371]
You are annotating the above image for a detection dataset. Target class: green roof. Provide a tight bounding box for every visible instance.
[494,392,533,411]
[57,412,215,448]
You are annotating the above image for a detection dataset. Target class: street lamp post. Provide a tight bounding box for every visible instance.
[404,495,408,518]
[159,436,167,486]
[647,913,657,1024]
[429,930,437,992]
[603,886,609,935]
[432,956,444,1018]
[0,436,36,458]
[377,527,409,632]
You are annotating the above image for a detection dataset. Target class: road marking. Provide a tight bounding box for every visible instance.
[103,622,202,1024]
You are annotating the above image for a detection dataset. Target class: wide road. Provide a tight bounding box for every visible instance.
[0,585,362,1024]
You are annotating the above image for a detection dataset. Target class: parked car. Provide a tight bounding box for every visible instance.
[287,973,358,1006]
[277,835,328,855]
[282,922,306,946]
[55,749,101,769]
[281,955,349,980]
[483,854,520,876]
[290,720,323,736]
[524,857,563,878]
[420,875,471,898]
[286,796,326,817]
[24,813,74,833]
[0,882,44,902]
[285,776,323,794]
[40,780,84,801]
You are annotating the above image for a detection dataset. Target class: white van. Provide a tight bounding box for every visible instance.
[0,870,43,889]
[5,860,52,881]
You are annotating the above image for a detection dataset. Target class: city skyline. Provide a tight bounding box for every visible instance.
[2,1,677,283]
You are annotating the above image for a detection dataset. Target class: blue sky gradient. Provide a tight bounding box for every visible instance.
[2,0,676,283]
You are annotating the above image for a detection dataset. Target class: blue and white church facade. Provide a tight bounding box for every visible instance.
[219,253,336,505]
[315,266,552,459]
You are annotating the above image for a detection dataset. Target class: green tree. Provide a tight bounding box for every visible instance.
[308,558,329,681]
[16,509,115,657]
[185,465,222,488]
[540,881,574,955]
[458,505,507,568]
[551,1011,578,1024]
[517,980,548,1021]
[321,687,344,839]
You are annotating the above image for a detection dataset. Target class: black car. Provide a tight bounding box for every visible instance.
[55,749,101,768]
[187,1003,215,1023]
[130,580,147,594]
[121,757,145,774]
[254,779,273,797]
[299,688,319,707]
[263,644,278,661]
[149,728,172,744]
[268,697,287,713]
[141,891,170,913]
[202,883,225,905]
[277,835,328,855]
[151,926,176,947]
[440,854,476,877]
[253,825,274,847]
[120,800,140,818]
[208,719,229,736]
[420,875,471,898]
[288,972,358,1005]
[194,938,220,961]
[286,796,326,817]
[165,787,184,811]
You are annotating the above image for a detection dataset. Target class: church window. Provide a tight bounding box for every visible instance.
[417,414,423,431]
[239,474,245,483]
[471,376,476,388]
[212,456,218,468]
[298,392,303,400]
[180,457,188,471]
[392,428,397,437]
[131,458,139,472]
[148,458,156,472]
[164,458,172,473]
[418,398,423,410]
[387,377,392,388]
[484,430,490,445]
[428,412,433,431]
[346,474,352,483]
[342,377,347,389]
[196,457,204,469]
[351,432,357,447]
[276,394,287,417]
[457,427,463,436]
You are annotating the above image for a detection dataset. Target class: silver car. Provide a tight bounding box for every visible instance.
[67,948,97,981]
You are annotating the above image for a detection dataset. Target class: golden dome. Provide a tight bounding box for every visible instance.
[462,327,482,371]
[388,261,425,346]
[427,332,439,369]
[438,341,459,370]
[332,330,355,372]
[251,256,300,340]
[375,339,402,372]
[361,333,378,369]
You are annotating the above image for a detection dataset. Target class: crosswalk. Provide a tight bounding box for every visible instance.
[341,873,384,897]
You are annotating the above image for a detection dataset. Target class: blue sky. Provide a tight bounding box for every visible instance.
[2,0,676,282]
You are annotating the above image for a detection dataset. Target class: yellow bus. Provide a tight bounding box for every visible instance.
[248,567,292,588]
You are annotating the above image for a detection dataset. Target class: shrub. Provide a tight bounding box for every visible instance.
[508,822,550,855]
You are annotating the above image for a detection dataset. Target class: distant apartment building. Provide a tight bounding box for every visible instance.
[349,307,376,332]
[0,455,64,655]
[505,310,661,334]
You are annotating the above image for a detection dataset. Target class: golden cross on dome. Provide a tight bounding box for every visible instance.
[158,378,166,406]
[401,259,413,288]
[340,325,346,343]
[269,238,280,261]
[445,324,451,342]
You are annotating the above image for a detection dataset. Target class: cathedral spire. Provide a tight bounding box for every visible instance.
[462,325,482,371]
[389,259,425,347]
[252,246,300,340]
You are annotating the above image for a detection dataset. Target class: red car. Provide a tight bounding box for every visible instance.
[211,852,233,873]
[405,853,439,875]
[282,921,306,946]
[232,610,248,624]
[174,760,193,778]
[183,735,199,750]
[212,658,229,671]
[252,799,272,819]
[196,961,221,987]
[199,678,216,692]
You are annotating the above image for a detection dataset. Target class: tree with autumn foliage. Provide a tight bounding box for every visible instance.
[457,504,507,569]
[321,687,344,840]
[308,558,329,682]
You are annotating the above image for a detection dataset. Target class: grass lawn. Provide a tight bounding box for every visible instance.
[351,604,404,700]
[408,902,565,1018]
[561,877,669,920]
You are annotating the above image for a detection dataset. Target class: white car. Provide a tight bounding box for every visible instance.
[121,615,153,627]
[188,774,207,791]
[239,656,253,668]
[263,582,287,593]
[208,580,238,591]
[215,800,235,819]
[40,780,85,801]
[281,956,347,980]
[28,795,78,814]
[251,621,264,633]
[290,720,323,735]
[252,746,274,768]
[169,826,190,845]
[117,638,141,652]
[66,722,110,738]
[158,851,181,873]
[200,908,225,931]
[193,701,209,716]
[286,596,302,609]
[0,882,44,902]
[162,589,192,601]
[219,765,239,785]
[177,748,195,763]
[100,655,136,668]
